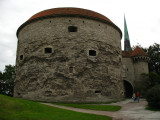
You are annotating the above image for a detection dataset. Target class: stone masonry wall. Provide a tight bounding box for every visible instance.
[133,61,149,91]
[122,57,135,86]
[14,17,124,102]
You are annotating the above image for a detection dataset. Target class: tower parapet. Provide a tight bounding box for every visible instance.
[132,56,150,62]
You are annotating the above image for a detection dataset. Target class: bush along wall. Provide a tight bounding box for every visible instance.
[146,84,160,109]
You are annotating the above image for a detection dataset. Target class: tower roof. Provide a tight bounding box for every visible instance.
[27,7,113,23]
[122,51,132,57]
[17,7,122,37]
[122,46,148,57]
[131,46,147,56]
[124,16,131,51]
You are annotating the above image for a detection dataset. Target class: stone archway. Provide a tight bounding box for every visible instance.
[123,80,133,98]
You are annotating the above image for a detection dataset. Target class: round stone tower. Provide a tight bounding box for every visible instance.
[14,7,124,102]
[131,46,150,92]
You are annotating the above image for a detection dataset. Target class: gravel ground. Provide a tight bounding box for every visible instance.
[41,99,160,120]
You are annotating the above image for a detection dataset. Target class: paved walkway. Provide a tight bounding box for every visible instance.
[41,99,160,120]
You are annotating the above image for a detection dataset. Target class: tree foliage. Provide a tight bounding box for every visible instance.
[0,65,15,96]
[144,43,160,75]
[142,72,160,89]
[146,85,160,109]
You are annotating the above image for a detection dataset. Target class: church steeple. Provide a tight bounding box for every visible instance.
[124,16,131,51]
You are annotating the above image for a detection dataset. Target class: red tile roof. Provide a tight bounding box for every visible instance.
[122,51,132,57]
[131,46,147,56]
[27,7,113,24]
[17,7,122,37]
[122,46,147,57]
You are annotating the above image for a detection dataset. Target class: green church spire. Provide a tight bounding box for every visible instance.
[124,16,131,51]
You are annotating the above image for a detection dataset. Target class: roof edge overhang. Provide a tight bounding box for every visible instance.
[131,55,149,57]
[16,14,122,38]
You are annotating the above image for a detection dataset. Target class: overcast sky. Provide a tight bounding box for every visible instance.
[0,0,160,71]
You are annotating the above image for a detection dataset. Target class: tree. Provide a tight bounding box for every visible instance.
[0,65,15,96]
[146,84,160,110]
[144,43,160,75]
[142,72,160,90]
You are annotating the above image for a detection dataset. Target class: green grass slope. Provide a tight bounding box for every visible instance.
[0,94,112,120]
[54,103,121,111]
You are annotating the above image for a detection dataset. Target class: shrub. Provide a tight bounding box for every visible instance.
[146,85,160,109]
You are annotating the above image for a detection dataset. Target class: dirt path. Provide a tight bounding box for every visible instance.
[41,99,160,120]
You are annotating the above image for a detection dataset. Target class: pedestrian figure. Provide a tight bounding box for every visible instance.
[137,92,140,102]
[132,93,136,102]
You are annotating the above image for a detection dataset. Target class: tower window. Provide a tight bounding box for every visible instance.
[89,50,96,56]
[68,26,77,32]
[69,67,73,73]
[45,48,52,53]
[95,90,101,94]
[20,55,23,60]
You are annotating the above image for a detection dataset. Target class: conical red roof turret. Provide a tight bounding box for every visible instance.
[131,46,147,56]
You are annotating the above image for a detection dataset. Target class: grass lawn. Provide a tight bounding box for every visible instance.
[53,103,121,111]
[146,106,160,111]
[0,94,112,120]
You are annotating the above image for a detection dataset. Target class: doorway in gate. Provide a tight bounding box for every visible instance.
[123,80,133,98]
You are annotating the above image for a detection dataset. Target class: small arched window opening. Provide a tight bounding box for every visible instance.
[45,48,52,53]
[89,50,96,56]
[68,26,77,32]
[69,67,73,73]
[20,55,23,60]
[95,90,101,94]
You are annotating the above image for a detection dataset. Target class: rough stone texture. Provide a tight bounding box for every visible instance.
[14,17,124,102]
[122,57,135,86]
[133,60,149,91]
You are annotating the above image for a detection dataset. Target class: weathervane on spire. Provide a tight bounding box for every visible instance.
[124,16,131,51]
